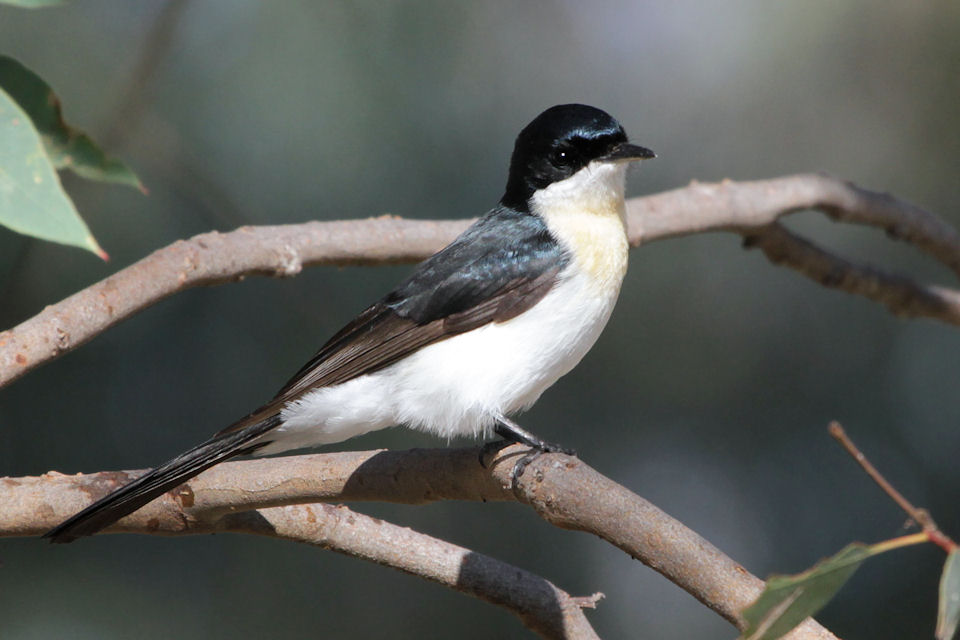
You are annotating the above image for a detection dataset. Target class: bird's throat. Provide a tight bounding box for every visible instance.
[531,163,630,289]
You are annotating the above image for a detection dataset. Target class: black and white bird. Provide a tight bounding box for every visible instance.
[45,103,655,543]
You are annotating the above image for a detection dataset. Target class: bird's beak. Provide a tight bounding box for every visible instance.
[601,143,656,162]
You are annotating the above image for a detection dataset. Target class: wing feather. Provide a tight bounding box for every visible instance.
[217,207,566,436]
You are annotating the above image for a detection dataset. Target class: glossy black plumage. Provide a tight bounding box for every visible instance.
[502,104,632,210]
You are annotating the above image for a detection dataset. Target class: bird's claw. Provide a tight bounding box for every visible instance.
[478,438,514,468]
[510,442,577,486]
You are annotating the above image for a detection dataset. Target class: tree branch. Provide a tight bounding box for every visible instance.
[0,217,469,388]
[220,505,604,640]
[2,173,956,389]
[1,446,837,639]
[745,223,960,325]
[631,174,960,323]
[631,174,960,276]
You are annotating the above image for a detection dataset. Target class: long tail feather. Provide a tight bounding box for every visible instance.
[43,414,281,544]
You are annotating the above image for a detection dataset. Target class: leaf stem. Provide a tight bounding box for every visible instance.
[870,532,931,554]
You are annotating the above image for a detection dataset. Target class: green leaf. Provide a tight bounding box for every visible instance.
[0,0,66,7]
[739,543,875,640]
[0,55,143,191]
[938,551,960,640]
[0,87,107,259]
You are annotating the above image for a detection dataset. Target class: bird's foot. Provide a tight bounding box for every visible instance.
[509,440,576,485]
[479,438,514,468]
[491,415,576,486]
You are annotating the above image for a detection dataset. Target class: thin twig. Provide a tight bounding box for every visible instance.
[828,422,924,521]
[828,421,956,552]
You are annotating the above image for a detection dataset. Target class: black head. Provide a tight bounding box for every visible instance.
[501,104,654,210]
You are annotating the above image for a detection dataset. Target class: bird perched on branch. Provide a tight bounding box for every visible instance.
[45,103,655,543]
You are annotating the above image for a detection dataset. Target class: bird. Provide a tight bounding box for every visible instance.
[44,103,655,543]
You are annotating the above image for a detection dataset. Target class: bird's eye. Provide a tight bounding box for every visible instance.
[550,147,575,167]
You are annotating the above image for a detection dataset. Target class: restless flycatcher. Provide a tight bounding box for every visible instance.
[46,103,655,543]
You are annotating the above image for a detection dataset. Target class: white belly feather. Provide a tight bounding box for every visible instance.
[260,161,629,454]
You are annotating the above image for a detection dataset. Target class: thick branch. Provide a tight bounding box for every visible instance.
[2,173,956,389]
[2,448,512,537]
[1,446,837,639]
[8,450,595,638]
[221,505,603,640]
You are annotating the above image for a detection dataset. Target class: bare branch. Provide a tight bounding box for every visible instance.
[6,450,595,638]
[487,448,838,640]
[746,223,960,324]
[1,448,511,537]
[219,505,604,640]
[2,173,957,389]
[0,446,838,639]
[0,217,469,388]
[630,174,960,323]
[630,174,960,274]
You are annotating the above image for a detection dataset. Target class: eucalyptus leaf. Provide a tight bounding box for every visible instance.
[739,543,874,640]
[0,87,107,258]
[0,55,142,190]
[938,550,960,640]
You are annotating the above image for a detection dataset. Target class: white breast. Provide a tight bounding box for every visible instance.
[260,160,630,454]
[386,263,623,438]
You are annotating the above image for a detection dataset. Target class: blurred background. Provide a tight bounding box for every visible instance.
[2,2,959,638]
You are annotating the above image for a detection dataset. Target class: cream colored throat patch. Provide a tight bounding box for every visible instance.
[531,161,630,287]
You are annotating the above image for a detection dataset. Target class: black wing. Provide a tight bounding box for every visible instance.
[221,206,568,430]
